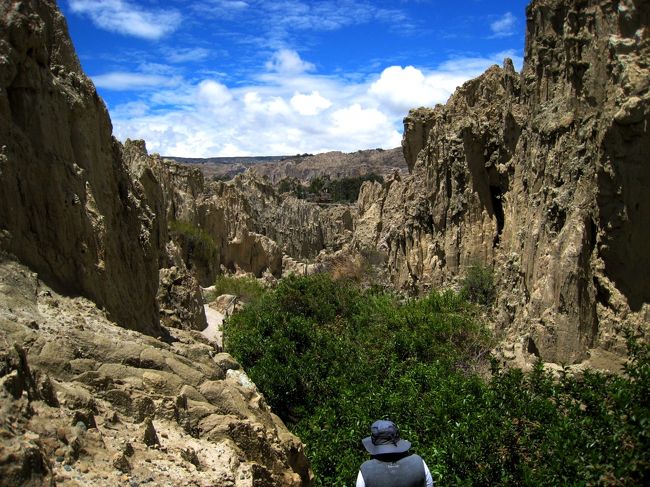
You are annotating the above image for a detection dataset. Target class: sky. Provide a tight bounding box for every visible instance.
[61,0,530,157]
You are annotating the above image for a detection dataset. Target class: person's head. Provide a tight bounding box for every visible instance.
[362,420,411,456]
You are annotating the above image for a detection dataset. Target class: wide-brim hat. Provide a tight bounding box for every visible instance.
[362,420,411,455]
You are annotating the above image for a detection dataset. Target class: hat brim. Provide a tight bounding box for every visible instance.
[362,436,411,455]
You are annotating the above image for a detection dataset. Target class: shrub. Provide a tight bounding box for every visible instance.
[461,263,496,306]
[279,173,384,203]
[224,275,492,484]
[209,275,266,305]
[224,275,650,486]
[168,220,218,270]
[277,177,307,198]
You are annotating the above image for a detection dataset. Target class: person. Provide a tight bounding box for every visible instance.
[356,420,434,487]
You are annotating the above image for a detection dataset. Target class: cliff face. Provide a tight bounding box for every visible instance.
[356,0,649,364]
[0,0,160,335]
[134,153,354,285]
[0,2,312,484]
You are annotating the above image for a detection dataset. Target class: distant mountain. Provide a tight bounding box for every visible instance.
[164,155,287,165]
[166,148,408,182]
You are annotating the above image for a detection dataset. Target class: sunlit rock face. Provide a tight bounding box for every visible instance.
[355,0,649,365]
[0,2,313,484]
[0,256,312,486]
[0,0,160,335]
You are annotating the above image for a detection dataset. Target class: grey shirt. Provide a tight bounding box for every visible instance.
[356,457,434,487]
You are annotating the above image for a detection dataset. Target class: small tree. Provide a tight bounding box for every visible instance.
[461,263,496,306]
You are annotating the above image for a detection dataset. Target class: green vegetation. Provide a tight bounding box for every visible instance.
[461,263,496,306]
[277,173,384,203]
[168,219,218,269]
[224,274,650,486]
[208,275,266,305]
[278,177,307,199]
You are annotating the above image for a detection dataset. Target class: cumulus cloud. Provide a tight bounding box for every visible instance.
[68,0,181,39]
[490,12,517,38]
[100,50,520,157]
[369,66,467,114]
[368,50,522,116]
[290,91,332,116]
[198,80,234,106]
[265,49,315,74]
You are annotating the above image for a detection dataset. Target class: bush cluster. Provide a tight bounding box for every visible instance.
[168,220,218,271]
[224,275,649,486]
[277,173,383,203]
[208,275,266,305]
[461,263,496,306]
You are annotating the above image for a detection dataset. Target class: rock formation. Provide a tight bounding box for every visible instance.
[122,140,208,331]
[355,0,649,365]
[249,148,408,184]
[0,1,311,484]
[0,0,160,335]
[0,255,310,486]
[135,150,355,285]
[165,148,407,183]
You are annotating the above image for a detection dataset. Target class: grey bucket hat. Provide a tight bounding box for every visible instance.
[362,420,411,455]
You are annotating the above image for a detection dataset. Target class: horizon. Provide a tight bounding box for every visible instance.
[62,0,529,158]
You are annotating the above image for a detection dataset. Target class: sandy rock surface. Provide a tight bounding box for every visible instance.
[0,255,312,486]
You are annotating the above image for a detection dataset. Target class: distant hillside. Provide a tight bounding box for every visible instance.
[165,155,287,165]
[165,148,408,182]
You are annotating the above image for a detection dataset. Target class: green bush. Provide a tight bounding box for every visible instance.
[311,173,384,202]
[278,177,307,198]
[461,263,496,306]
[224,275,492,484]
[209,275,266,305]
[224,275,650,486]
[168,220,218,269]
[277,174,384,203]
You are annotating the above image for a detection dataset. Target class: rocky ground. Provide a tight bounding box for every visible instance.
[0,253,311,487]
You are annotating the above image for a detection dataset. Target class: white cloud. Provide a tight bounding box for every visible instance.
[265,49,315,74]
[68,0,181,39]
[369,66,465,114]
[213,0,249,9]
[290,91,332,116]
[166,47,211,63]
[112,100,150,118]
[101,50,521,157]
[91,72,181,91]
[197,80,233,106]
[490,12,517,38]
[368,50,522,116]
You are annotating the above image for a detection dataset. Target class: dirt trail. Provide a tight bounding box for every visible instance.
[201,305,224,347]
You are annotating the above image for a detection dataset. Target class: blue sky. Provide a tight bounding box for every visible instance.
[62,0,529,157]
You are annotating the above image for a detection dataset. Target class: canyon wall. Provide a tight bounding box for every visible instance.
[0,2,311,484]
[355,0,649,364]
[130,144,354,285]
[0,0,160,335]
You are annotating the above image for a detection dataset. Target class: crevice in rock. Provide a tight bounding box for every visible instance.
[526,337,540,358]
[489,185,505,246]
[593,277,610,307]
[598,117,650,311]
